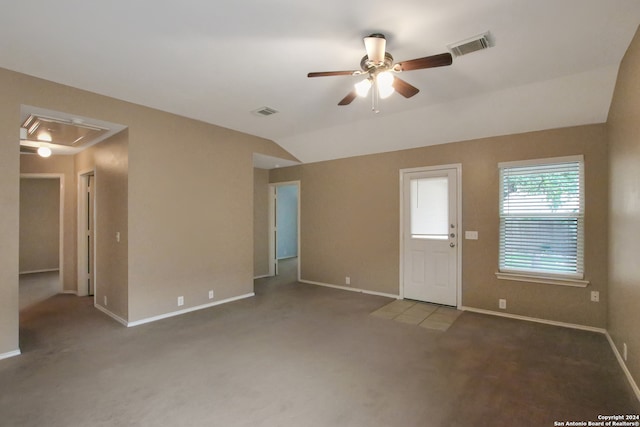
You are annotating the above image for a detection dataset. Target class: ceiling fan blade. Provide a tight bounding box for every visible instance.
[392,78,420,98]
[338,91,357,106]
[395,52,453,72]
[308,71,358,78]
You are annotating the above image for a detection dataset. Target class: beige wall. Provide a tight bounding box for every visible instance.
[0,102,20,356]
[0,67,296,353]
[19,178,60,273]
[254,168,270,277]
[607,27,640,385]
[76,131,129,320]
[20,155,76,291]
[125,113,294,323]
[271,124,608,328]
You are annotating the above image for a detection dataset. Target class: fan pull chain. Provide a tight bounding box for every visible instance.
[372,78,380,113]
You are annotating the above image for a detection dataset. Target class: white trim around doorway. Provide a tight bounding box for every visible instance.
[268,180,301,282]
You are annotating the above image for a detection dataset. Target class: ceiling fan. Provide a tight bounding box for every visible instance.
[308,33,453,112]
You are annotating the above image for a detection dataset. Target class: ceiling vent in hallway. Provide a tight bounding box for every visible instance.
[21,113,110,147]
[448,32,493,57]
[252,106,279,117]
[19,105,127,156]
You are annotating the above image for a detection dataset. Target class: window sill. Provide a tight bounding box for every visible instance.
[495,272,589,288]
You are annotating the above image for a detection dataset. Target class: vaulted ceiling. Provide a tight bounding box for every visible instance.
[1,1,639,163]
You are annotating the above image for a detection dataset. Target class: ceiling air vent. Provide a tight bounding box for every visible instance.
[448,32,493,57]
[252,106,279,117]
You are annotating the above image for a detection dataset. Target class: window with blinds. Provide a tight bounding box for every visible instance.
[498,156,584,279]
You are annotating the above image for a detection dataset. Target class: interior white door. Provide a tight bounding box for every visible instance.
[87,174,95,296]
[402,168,458,305]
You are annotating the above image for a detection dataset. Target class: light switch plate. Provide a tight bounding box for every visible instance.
[465,231,478,240]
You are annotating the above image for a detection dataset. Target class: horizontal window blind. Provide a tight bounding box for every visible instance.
[499,159,584,278]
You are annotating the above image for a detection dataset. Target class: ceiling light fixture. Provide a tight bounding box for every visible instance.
[354,78,372,97]
[37,146,52,158]
[308,33,454,113]
[354,70,395,112]
[376,71,395,99]
[37,130,52,142]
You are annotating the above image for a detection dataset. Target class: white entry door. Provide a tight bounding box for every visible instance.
[401,166,459,306]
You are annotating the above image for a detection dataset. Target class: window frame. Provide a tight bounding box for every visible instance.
[496,155,589,287]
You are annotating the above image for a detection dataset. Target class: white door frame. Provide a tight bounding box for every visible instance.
[77,169,96,300]
[399,164,462,307]
[19,173,65,293]
[268,181,301,280]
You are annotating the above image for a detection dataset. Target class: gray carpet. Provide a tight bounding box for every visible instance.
[1,259,638,426]
[19,271,60,310]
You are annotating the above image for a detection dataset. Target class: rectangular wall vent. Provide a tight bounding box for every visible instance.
[252,106,279,117]
[448,32,493,57]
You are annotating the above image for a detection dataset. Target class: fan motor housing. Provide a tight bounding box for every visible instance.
[360,52,394,72]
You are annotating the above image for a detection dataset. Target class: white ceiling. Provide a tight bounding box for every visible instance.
[1,1,639,164]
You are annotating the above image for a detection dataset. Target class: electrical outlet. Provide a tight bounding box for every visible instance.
[177,296,184,306]
[208,290,214,299]
[590,291,599,302]
[624,343,628,361]
[499,299,507,310]
[345,276,351,285]
[104,296,108,306]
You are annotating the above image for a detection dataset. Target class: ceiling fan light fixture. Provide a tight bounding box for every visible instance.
[364,34,386,64]
[377,71,394,87]
[378,84,395,99]
[307,32,453,109]
[376,71,395,99]
[354,78,372,97]
[37,146,52,158]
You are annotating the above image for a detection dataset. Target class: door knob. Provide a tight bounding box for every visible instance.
[450,242,455,248]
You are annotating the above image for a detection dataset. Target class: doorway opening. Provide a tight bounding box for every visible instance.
[268,181,300,280]
[400,165,462,307]
[18,174,64,310]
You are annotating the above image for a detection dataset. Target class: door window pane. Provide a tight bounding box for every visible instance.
[411,177,448,239]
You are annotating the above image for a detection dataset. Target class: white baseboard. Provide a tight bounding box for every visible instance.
[94,304,128,326]
[362,289,400,299]
[460,306,607,334]
[62,290,77,295]
[0,349,21,361]
[605,332,640,402]
[127,293,255,327]
[254,274,271,280]
[300,279,399,300]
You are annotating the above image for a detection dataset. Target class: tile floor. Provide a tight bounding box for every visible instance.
[370,299,462,331]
